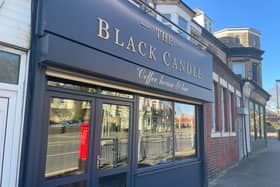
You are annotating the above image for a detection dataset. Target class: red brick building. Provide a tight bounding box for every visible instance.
[205,55,241,179]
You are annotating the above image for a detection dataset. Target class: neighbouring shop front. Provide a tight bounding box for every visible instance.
[242,80,270,153]
[21,1,213,187]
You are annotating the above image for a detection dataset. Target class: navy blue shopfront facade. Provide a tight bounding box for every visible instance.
[21,1,212,187]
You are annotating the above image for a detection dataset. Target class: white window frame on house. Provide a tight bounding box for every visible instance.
[211,73,221,138]
[232,62,246,79]
[221,87,225,132]
[228,92,232,132]
[211,82,216,133]
[177,15,188,39]
[0,45,29,187]
[228,84,235,135]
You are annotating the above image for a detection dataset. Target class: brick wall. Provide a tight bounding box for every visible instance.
[206,57,240,179]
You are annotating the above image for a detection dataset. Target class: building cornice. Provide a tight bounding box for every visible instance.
[214,27,261,37]
[228,47,264,60]
[152,0,196,17]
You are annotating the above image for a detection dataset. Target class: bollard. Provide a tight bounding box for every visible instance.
[278,129,280,141]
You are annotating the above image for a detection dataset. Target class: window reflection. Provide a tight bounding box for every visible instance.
[174,103,196,159]
[260,107,264,139]
[45,98,91,178]
[0,51,20,84]
[98,104,130,169]
[255,104,260,138]
[249,102,255,140]
[138,97,173,167]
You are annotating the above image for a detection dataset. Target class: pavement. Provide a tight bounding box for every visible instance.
[210,138,280,187]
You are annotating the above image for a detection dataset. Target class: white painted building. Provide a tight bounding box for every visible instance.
[193,8,214,33]
[0,0,31,186]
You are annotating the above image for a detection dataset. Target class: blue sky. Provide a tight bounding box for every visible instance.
[184,0,280,90]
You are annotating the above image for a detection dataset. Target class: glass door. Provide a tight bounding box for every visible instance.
[95,99,132,187]
[42,93,93,187]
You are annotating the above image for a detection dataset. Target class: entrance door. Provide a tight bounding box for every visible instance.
[95,99,132,187]
[0,98,9,184]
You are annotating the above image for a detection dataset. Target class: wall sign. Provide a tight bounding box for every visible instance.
[37,0,213,101]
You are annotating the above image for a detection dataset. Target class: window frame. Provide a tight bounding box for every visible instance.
[39,91,96,187]
[212,82,219,132]
[178,15,188,39]
[37,77,203,185]
[0,50,21,85]
[0,45,28,187]
[232,62,246,79]
[221,87,225,132]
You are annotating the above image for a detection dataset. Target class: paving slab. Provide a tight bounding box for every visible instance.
[210,139,280,187]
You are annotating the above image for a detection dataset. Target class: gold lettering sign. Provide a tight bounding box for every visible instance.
[97,17,203,80]
[137,67,189,93]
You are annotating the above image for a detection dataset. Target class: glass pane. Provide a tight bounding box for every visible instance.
[58,181,87,187]
[260,106,264,139]
[101,90,133,99]
[98,104,130,169]
[174,103,196,160]
[45,98,91,178]
[232,63,245,78]
[48,80,96,93]
[0,51,20,84]
[99,173,126,187]
[249,101,255,141]
[178,16,188,39]
[138,97,173,167]
[255,104,260,138]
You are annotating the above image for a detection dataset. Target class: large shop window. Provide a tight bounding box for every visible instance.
[255,104,260,138]
[249,101,255,140]
[138,97,173,167]
[138,96,197,168]
[249,102,265,140]
[45,98,91,178]
[174,103,196,160]
[260,106,265,139]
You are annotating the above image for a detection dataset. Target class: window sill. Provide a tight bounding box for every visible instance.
[211,131,236,138]
[211,132,221,138]
[229,132,237,136]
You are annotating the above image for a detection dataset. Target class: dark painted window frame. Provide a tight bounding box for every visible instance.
[30,75,204,187]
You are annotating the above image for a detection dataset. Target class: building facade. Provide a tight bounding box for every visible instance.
[215,28,270,155]
[0,0,31,186]
[150,0,241,179]
[20,1,213,187]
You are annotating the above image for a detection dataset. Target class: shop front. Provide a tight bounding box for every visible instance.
[242,80,270,153]
[21,1,212,187]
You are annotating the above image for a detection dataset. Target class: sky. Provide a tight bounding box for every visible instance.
[183,0,280,91]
